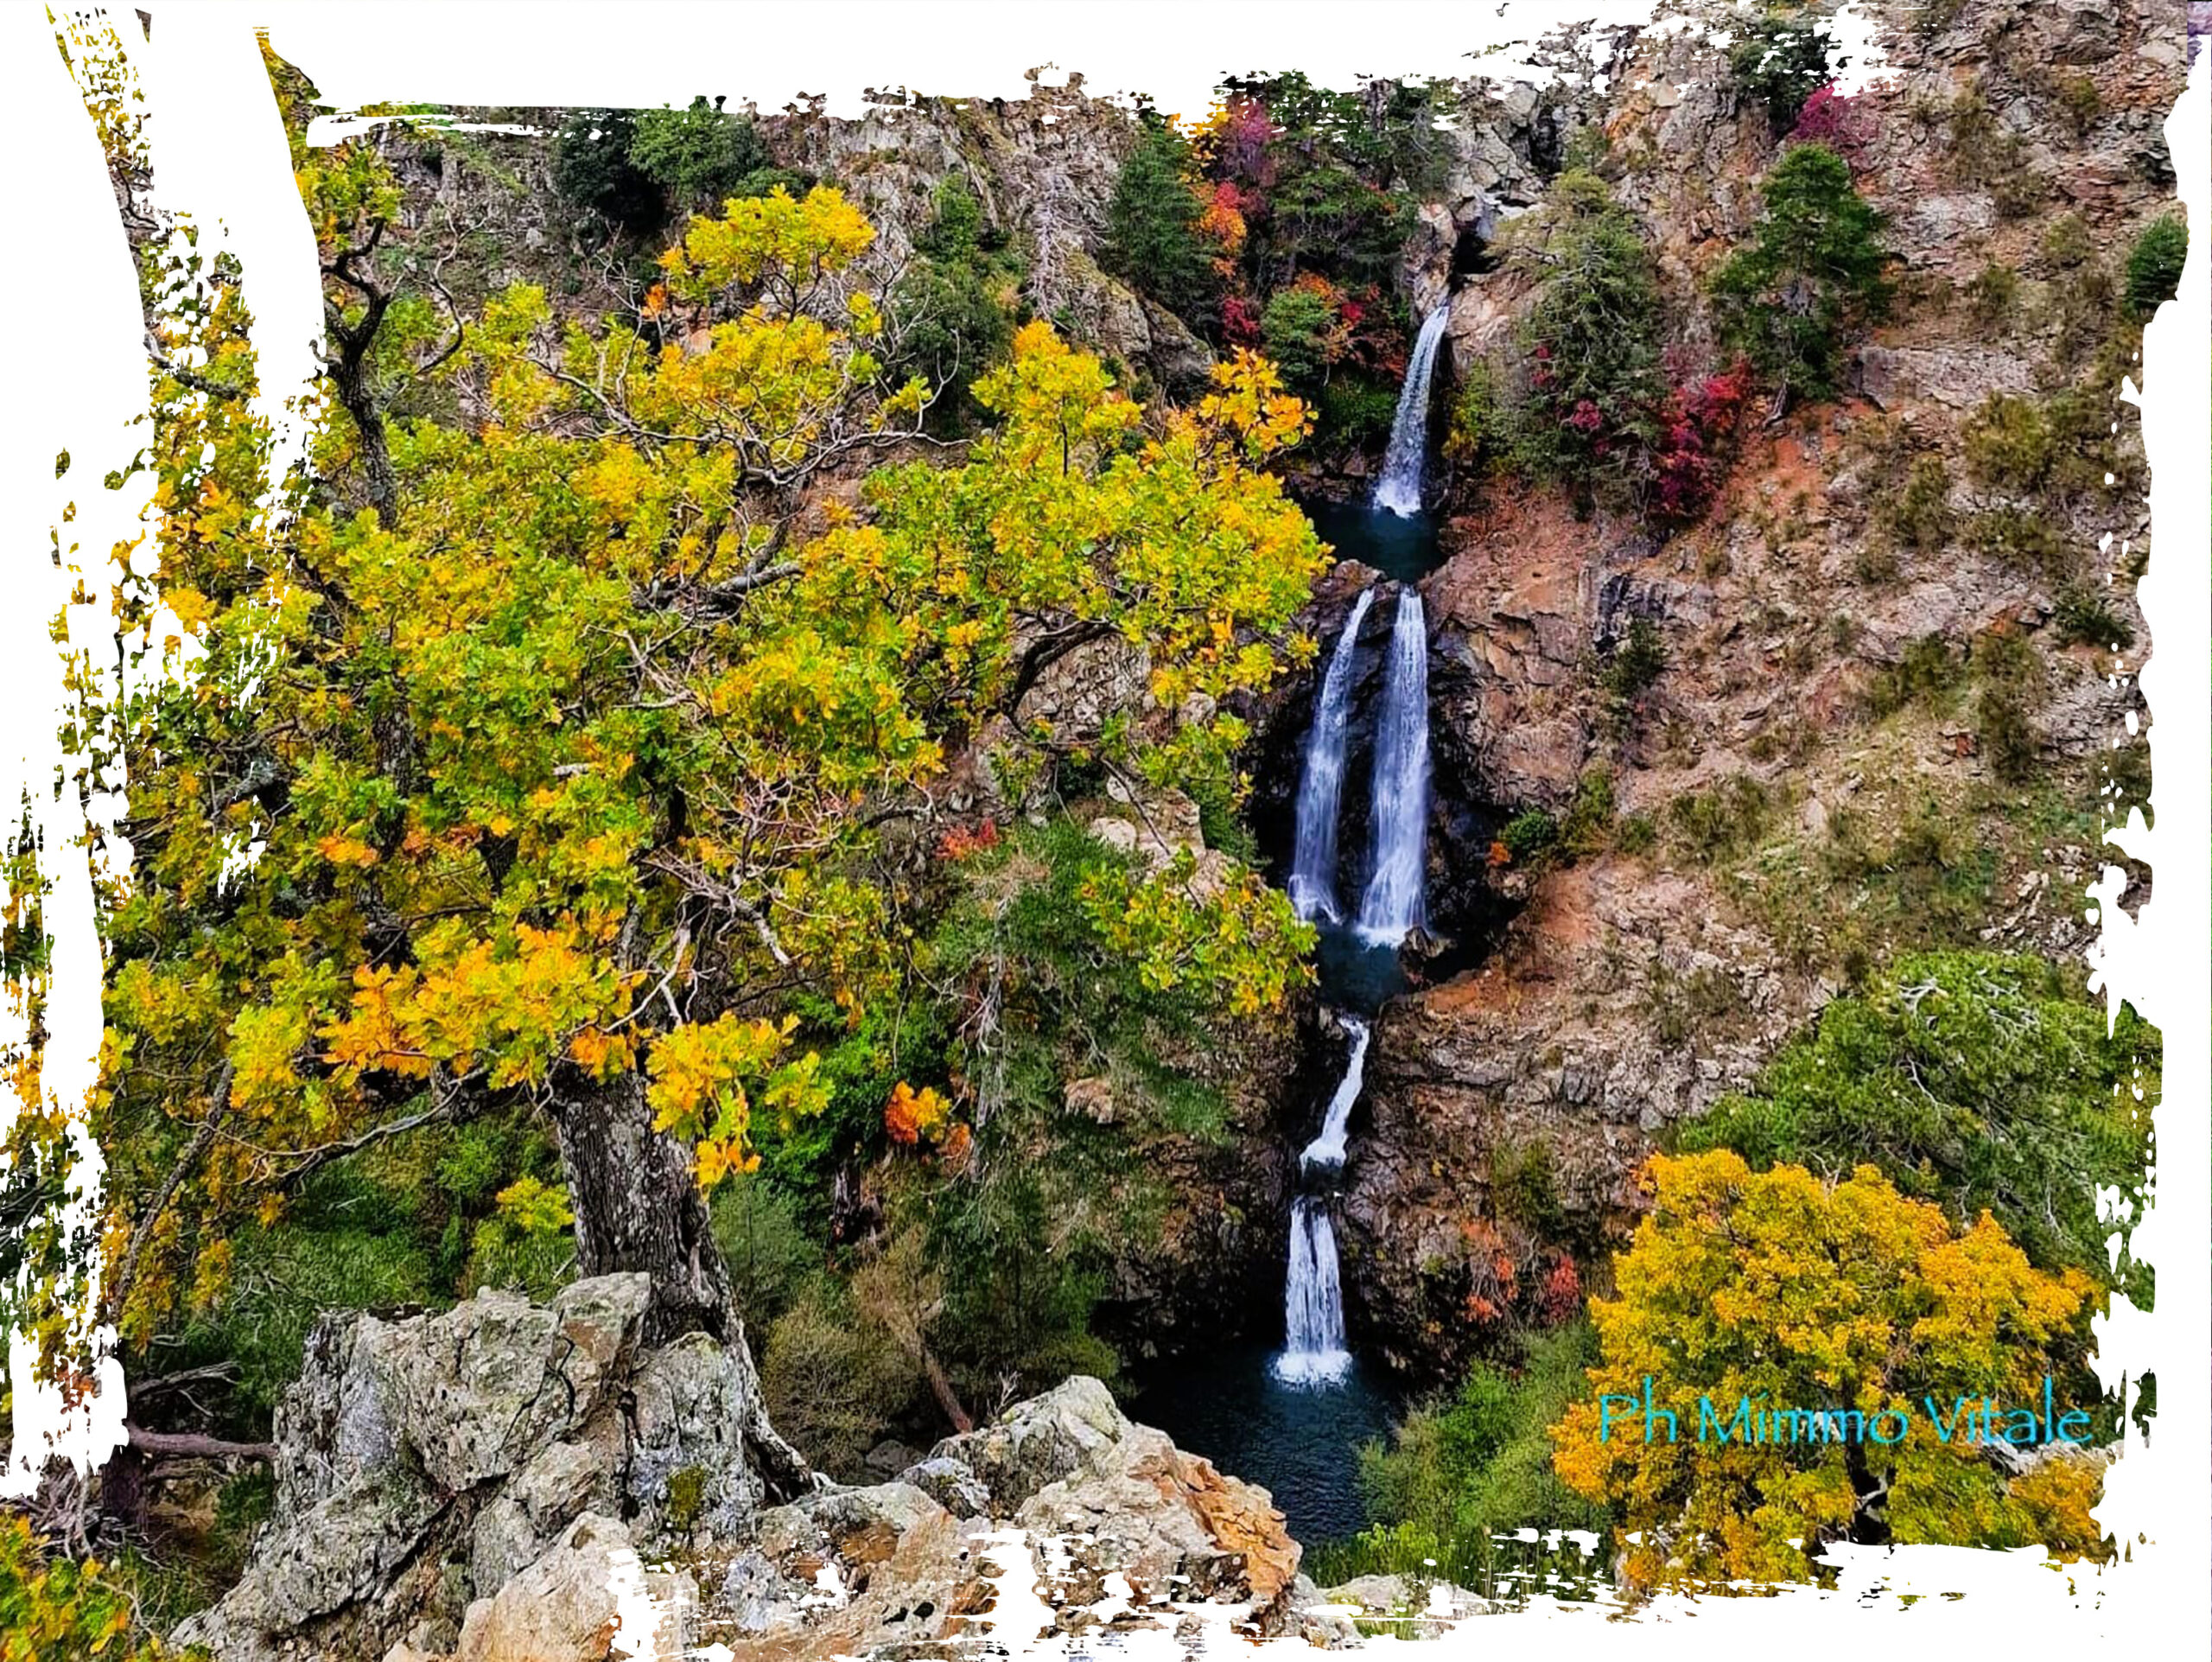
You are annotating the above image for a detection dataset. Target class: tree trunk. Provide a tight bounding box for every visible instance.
[549,1071,734,1347]
[919,1346,973,1435]
[329,350,399,528]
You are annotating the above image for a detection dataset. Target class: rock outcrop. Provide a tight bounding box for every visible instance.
[175,1274,815,1662]
[177,1288,1309,1661]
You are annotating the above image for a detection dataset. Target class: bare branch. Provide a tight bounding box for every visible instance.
[110,1062,233,1324]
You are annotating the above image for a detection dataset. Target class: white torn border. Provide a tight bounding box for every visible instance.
[0,2,2204,1654]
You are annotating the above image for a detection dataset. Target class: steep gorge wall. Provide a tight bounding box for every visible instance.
[1334,0,2179,1376]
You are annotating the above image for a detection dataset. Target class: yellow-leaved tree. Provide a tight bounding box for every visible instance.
[97,109,1325,1379]
[1549,1150,2106,1590]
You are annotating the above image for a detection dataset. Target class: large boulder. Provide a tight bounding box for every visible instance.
[175,1277,814,1662]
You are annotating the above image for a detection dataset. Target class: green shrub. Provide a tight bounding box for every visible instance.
[1599,618,1667,707]
[1559,766,1617,856]
[2052,583,2135,651]
[1500,807,1559,865]
[709,1168,818,1327]
[1489,1141,1567,1237]
[1314,375,1403,451]
[1667,774,1772,863]
[2041,212,2094,271]
[1678,950,2153,1283]
[1965,506,2069,573]
[1880,454,1954,552]
[1944,84,2045,216]
[2124,213,2188,319]
[1964,260,2019,328]
[1260,286,1338,392]
[888,176,1020,430]
[1972,631,2044,782]
[628,96,776,213]
[1866,632,1961,716]
[1713,143,1890,404]
[1317,1324,1607,1594]
[1961,392,2053,493]
[552,107,663,235]
[1442,357,1512,474]
[2056,74,2101,137]
[1975,679,2039,780]
[761,1274,925,1480]
[1511,170,1664,498]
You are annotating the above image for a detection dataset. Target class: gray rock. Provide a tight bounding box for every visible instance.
[896,1455,992,1519]
[175,1275,795,1662]
[919,1374,1128,1513]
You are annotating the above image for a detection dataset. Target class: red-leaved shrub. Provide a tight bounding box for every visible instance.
[1651,359,1755,525]
[1787,86,1869,163]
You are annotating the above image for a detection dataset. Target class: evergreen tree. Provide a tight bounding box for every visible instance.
[1712,142,1890,407]
[1102,116,1217,321]
[1513,170,1664,500]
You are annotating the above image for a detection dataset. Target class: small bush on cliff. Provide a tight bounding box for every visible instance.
[763,1274,929,1478]
[1599,618,1667,709]
[1964,259,2019,328]
[1649,359,1754,526]
[2052,583,2135,652]
[1666,773,1772,864]
[1443,356,1513,475]
[1500,807,1559,867]
[1973,631,2044,782]
[1879,455,1955,554]
[1942,83,2047,218]
[2124,212,2189,319]
[1713,142,1890,407]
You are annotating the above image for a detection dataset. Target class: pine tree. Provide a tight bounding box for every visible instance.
[1102,116,1217,321]
[1712,143,1891,408]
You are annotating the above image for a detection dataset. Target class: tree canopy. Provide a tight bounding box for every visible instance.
[99,162,1326,1359]
[1550,1150,2106,1590]
[1676,951,2153,1291]
[1712,142,1890,404]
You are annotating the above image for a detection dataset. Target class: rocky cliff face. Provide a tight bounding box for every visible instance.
[762,77,1214,392]
[178,1277,1332,1661]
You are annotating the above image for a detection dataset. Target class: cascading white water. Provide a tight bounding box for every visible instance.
[1286,589,1376,924]
[1355,589,1431,946]
[1274,1196,1352,1385]
[1300,1017,1369,1170]
[1371,304,1452,516]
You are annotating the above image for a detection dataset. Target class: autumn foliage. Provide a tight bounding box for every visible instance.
[1549,1151,2106,1590]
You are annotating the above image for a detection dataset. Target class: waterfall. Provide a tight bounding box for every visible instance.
[1371,304,1452,517]
[1300,1017,1370,1170]
[1355,589,1431,946]
[1286,589,1376,924]
[1274,1197,1352,1385]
